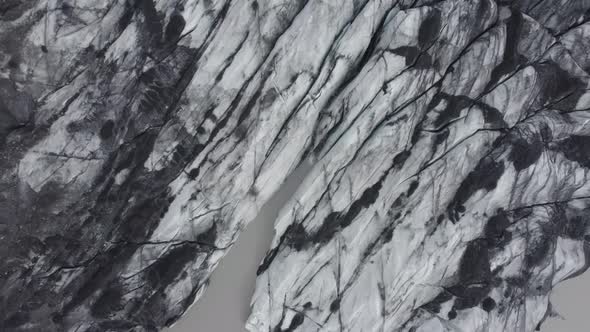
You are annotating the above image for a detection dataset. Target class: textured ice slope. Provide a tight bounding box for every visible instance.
[0,0,589,331]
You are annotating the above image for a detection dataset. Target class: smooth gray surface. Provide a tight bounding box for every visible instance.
[167,162,312,332]
[542,273,590,332]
